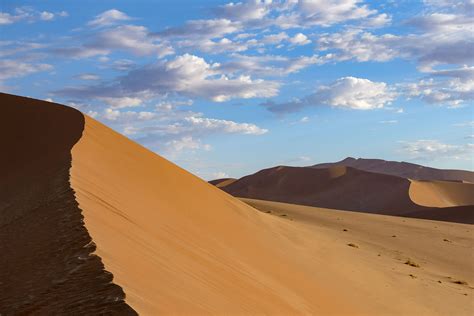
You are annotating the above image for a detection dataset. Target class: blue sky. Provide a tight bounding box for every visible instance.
[1,0,473,179]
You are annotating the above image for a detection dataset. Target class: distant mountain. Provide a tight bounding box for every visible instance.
[312,157,474,183]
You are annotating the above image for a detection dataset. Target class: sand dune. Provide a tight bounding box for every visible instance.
[218,165,426,215]
[208,177,237,188]
[313,157,474,182]
[2,93,473,315]
[409,180,474,207]
[217,164,474,223]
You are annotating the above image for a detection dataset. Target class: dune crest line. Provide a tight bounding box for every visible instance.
[0,93,136,315]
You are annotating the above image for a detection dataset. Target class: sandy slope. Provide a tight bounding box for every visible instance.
[242,198,474,316]
[409,180,474,207]
[71,116,358,314]
[208,178,237,188]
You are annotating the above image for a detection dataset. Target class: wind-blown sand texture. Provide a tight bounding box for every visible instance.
[217,165,474,223]
[1,93,473,315]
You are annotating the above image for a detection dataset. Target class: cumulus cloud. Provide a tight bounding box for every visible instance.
[87,9,132,27]
[56,54,279,103]
[289,33,311,46]
[318,5,473,71]
[402,66,474,107]
[399,139,473,161]
[263,77,396,113]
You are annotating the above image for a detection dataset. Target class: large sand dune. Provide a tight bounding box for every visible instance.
[2,93,473,315]
[217,165,474,223]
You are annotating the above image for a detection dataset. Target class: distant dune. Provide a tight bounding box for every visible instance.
[312,157,474,182]
[216,165,474,223]
[208,177,237,188]
[2,93,473,315]
[409,180,474,207]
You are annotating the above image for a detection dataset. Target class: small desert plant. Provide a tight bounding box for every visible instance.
[343,229,348,232]
[347,243,359,248]
[404,259,420,267]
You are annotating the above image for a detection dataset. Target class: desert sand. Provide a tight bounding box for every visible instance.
[2,93,473,315]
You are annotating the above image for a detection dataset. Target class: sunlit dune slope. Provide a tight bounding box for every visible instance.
[71,114,361,314]
[409,180,474,207]
[241,198,474,316]
[208,177,237,188]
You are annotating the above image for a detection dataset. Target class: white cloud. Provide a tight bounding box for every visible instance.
[57,54,279,103]
[0,59,52,81]
[99,97,143,109]
[215,1,271,22]
[0,7,67,24]
[75,73,100,80]
[87,9,132,27]
[184,116,268,135]
[39,11,54,21]
[55,25,174,59]
[211,171,230,179]
[318,7,473,71]
[297,0,378,26]
[289,33,311,46]
[166,136,211,153]
[262,32,289,45]
[263,77,396,113]
[157,18,241,39]
[218,54,323,76]
[399,140,473,161]
[379,120,398,124]
[403,68,474,108]
[317,77,396,110]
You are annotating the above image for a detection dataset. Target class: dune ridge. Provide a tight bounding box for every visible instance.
[0,93,136,314]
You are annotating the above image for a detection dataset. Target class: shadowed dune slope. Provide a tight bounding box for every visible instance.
[313,157,474,182]
[0,93,136,314]
[220,165,427,215]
